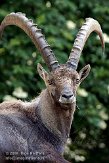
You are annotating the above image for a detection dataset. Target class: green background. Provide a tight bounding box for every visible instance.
[0,0,109,162]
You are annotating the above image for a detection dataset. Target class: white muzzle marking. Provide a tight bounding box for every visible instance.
[59,96,76,104]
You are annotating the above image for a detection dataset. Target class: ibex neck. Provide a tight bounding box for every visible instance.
[38,89,76,152]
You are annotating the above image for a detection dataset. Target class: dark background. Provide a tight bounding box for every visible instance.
[0,0,109,162]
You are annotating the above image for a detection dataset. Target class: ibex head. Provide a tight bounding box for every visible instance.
[0,13,105,108]
[37,63,90,106]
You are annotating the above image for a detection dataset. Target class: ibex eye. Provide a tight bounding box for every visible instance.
[76,79,80,84]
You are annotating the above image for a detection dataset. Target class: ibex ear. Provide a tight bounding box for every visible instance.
[37,63,49,81]
[79,64,91,82]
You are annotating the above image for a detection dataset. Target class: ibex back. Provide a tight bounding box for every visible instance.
[0,13,105,163]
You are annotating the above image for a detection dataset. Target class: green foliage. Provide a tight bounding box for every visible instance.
[0,0,109,162]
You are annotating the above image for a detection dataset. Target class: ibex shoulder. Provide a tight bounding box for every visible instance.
[0,96,40,121]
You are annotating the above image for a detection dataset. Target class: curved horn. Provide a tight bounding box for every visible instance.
[0,12,60,71]
[67,18,105,69]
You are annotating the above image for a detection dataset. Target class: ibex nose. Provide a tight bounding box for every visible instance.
[62,94,73,99]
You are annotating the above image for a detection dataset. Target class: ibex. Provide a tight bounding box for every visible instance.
[0,13,105,163]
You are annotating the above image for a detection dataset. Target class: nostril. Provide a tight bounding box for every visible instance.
[62,94,73,99]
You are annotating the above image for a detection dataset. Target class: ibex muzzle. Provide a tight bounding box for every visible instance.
[59,87,75,104]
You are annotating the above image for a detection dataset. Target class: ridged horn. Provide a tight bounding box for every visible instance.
[0,12,60,71]
[67,18,105,69]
